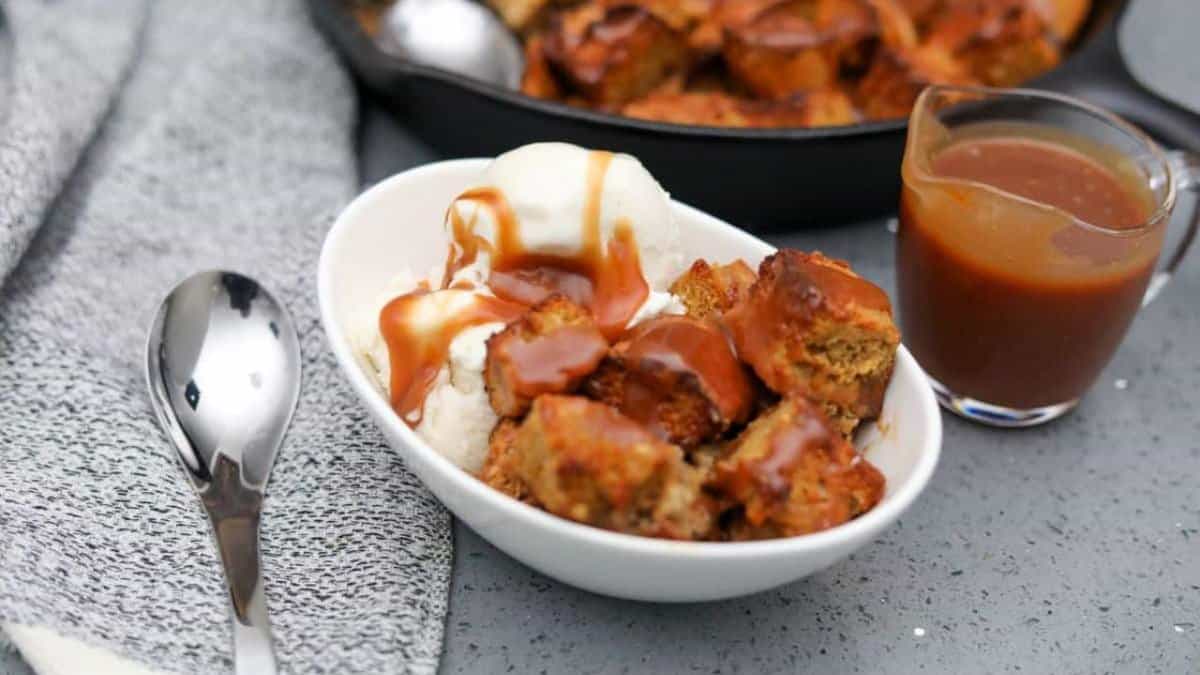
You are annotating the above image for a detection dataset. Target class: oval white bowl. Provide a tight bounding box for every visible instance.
[318,158,942,602]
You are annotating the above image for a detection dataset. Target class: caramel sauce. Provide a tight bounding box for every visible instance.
[620,316,753,424]
[898,131,1160,407]
[755,413,836,500]
[726,251,891,405]
[442,187,504,288]
[443,150,649,339]
[736,7,824,49]
[714,399,843,525]
[500,324,610,398]
[485,219,649,339]
[566,397,662,455]
[794,262,889,315]
[387,149,656,422]
[380,290,525,425]
[932,137,1148,234]
[728,253,890,351]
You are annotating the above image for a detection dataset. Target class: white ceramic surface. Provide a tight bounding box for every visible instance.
[318,158,943,602]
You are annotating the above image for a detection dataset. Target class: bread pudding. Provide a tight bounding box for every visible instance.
[363,143,900,541]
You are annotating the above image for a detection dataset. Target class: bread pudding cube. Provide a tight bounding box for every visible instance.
[721,0,878,99]
[856,43,974,119]
[510,395,715,539]
[711,396,885,539]
[520,35,565,100]
[585,315,754,447]
[722,3,839,99]
[543,5,691,105]
[484,295,609,418]
[669,258,758,318]
[478,419,534,503]
[925,0,1060,87]
[818,400,864,438]
[726,250,899,429]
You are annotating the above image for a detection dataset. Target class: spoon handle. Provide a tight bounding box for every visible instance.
[202,455,279,675]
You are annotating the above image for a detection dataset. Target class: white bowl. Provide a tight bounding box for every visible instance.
[318,159,942,602]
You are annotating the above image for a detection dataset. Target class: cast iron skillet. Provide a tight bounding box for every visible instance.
[309,0,1200,227]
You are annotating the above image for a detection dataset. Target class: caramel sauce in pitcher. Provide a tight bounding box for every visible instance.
[898,129,1161,408]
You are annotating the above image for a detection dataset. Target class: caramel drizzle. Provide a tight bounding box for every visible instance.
[380,290,525,426]
[442,150,649,338]
[581,148,612,257]
[621,316,753,425]
[384,150,653,423]
[756,413,836,501]
[501,324,610,398]
[442,187,508,288]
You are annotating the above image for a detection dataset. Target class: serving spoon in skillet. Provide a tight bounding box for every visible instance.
[146,271,301,675]
[374,0,524,89]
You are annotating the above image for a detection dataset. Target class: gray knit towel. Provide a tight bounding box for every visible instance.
[0,1,450,673]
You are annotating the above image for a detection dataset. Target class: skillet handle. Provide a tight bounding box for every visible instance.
[1034,3,1200,151]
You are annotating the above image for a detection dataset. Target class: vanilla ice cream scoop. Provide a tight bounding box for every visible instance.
[445,142,684,292]
[358,284,522,471]
[360,143,687,472]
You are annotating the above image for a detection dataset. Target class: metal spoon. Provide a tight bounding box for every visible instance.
[145,271,301,675]
[374,0,524,89]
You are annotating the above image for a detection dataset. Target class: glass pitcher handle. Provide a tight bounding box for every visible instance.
[1143,150,1200,306]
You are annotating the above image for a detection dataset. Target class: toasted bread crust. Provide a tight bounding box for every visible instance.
[478,419,535,503]
[925,0,1060,87]
[543,5,692,105]
[585,315,755,447]
[726,250,900,424]
[711,396,885,538]
[856,43,973,119]
[510,395,716,539]
[668,259,758,318]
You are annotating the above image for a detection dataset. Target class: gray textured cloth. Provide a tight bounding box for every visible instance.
[0,1,451,673]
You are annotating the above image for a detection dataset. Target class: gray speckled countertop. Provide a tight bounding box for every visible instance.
[353,107,1200,674]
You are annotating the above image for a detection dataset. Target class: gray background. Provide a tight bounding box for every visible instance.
[4,1,1198,673]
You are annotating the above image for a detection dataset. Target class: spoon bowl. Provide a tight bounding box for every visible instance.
[146,270,301,675]
[375,0,524,89]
